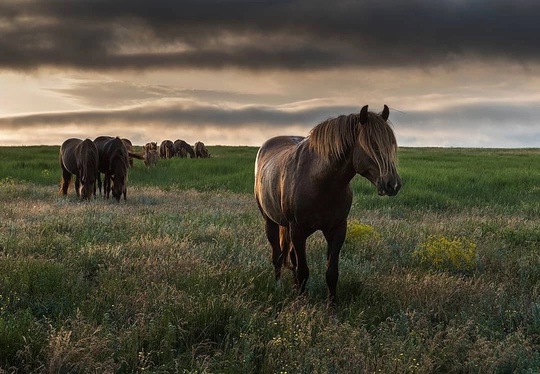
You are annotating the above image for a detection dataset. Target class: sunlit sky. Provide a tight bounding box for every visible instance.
[1,0,540,147]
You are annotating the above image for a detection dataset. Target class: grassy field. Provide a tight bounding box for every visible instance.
[0,145,540,373]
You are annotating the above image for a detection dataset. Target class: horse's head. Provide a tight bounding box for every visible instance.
[79,172,96,199]
[110,146,129,201]
[353,105,401,197]
[77,139,98,200]
[110,173,125,201]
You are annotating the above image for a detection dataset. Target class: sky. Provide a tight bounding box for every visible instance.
[1,0,540,148]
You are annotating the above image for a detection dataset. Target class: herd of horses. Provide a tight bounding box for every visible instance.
[60,105,400,304]
[59,137,209,201]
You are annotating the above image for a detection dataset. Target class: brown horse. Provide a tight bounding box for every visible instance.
[194,141,210,158]
[94,136,130,201]
[174,139,195,158]
[254,105,401,304]
[160,140,175,159]
[59,138,99,199]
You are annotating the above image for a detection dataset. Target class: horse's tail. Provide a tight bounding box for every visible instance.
[279,225,293,269]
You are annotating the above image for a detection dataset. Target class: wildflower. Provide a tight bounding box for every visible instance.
[413,235,477,272]
[346,220,380,244]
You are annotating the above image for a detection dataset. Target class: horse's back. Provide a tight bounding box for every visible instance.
[255,136,304,171]
[61,138,82,153]
[60,138,83,173]
[94,136,114,153]
[94,136,126,173]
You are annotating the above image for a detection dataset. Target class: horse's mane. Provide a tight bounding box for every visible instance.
[308,111,398,176]
[80,139,98,179]
[110,138,129,176]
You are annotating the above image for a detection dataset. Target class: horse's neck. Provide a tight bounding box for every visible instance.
[302,142,357,186]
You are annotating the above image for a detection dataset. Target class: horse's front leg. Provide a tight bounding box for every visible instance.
[97,173,102,196]
[290,225,309,295]
[323,222,347,304]
[60,168,71,195]
[74,175,81,198]
[105,175,111,199]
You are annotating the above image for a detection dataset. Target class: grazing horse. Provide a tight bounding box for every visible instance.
[194,141,210,158]
[174,139,195,158]
[143,149,159,167]
[254,105,401,303]
[160,140,175,159]
[59,138,99,199]
[143,142,159,166]
[94,136,130,201]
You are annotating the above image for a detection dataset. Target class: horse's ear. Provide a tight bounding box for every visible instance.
[382,105,389,121]
[360,105,369,125]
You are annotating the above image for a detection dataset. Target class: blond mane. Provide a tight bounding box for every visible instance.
[308,111,398,176]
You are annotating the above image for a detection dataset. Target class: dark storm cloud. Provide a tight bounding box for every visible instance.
[2,0,540,71]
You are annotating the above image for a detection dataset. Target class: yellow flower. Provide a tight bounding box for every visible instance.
[346,220,380,244]
[413,235,477,272]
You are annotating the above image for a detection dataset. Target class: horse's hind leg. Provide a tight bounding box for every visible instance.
[264,217,283,283]
[105,175,111,199]
[60,167,71,195]
[323,222,347,304]
[74,175,81,197]
[289,224,309,295]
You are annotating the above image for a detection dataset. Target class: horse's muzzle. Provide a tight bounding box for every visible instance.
[377,177,401,197]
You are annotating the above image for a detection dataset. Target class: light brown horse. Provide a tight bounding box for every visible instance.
[144,142,158,152]
[255,105,401,304]
[143,149,159,167]
[94,136,130,201]
[59,138,99,199]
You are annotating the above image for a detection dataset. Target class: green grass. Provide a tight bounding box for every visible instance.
[0,146,540,372]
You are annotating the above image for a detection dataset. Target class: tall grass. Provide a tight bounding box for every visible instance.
[0,146,540,372]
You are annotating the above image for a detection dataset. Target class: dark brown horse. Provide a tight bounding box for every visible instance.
[174,139,195,158]
[194,141,210,158]
[59,138,99,199]
[94,136,130,201]
[160,140,175,159]
[254,105,401,304]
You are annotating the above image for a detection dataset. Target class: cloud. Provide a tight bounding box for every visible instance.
[392,102,540,147]
[0,99,356,129]
[2,0,540,72]
[1,98,540,147]
[45,79,283,107]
